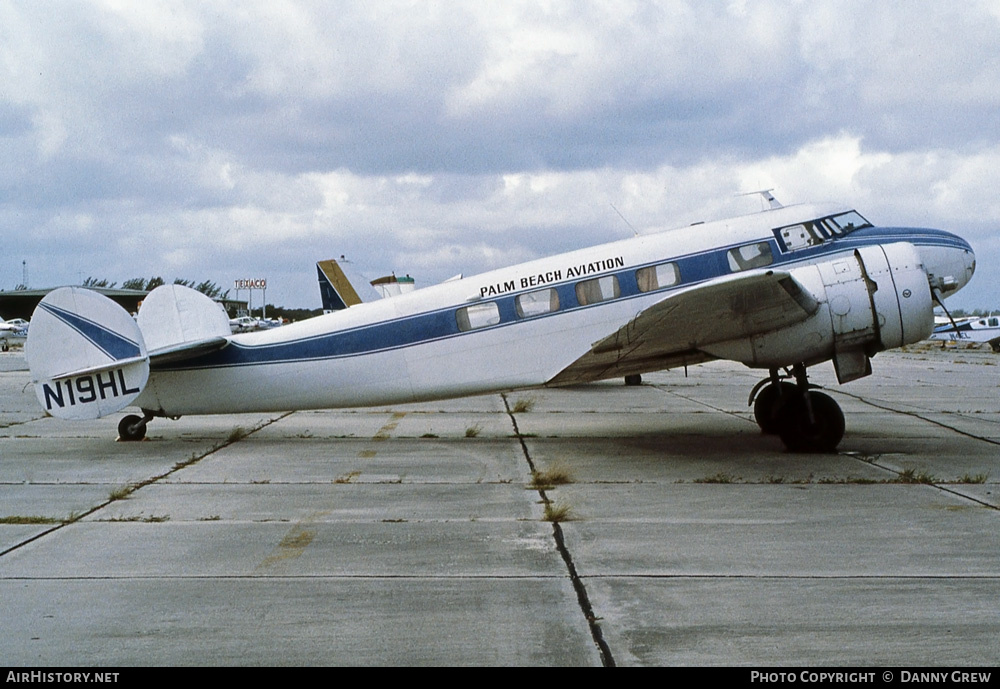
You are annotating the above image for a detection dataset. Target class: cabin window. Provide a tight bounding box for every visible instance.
[727,242,774,272]
[516,288,560,318]
[636,262,680,292]
[456,302,500,331]
[575,275,620,305]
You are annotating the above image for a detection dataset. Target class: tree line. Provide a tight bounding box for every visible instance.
[79,277,323,321]
[82,277,229,299]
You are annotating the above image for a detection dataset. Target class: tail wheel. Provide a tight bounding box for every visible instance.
[777,391,844,453]
[753,382,798,435]
[117,414,147,442]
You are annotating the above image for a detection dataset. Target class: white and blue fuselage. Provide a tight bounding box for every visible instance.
[135,203,974,416]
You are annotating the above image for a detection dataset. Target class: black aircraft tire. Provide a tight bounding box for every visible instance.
[117,414,147,442]
[624,374,642,386]
[753,382,798,435]
[777,391,845,453]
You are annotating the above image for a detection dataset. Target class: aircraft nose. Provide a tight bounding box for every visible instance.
[926,229,975,296]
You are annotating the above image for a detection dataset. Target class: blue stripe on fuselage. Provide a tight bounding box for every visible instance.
[154,226,963,373]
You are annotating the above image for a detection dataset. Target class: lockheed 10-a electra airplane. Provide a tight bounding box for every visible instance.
[25,196,975,452]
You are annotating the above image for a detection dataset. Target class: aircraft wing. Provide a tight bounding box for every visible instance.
[547,269,820,386]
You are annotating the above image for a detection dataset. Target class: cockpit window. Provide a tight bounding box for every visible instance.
[826,211,871,235]
[775,210,873,251]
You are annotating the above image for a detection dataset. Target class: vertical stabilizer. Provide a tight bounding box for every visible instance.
[317,258,381,312]
[25,287,150,420]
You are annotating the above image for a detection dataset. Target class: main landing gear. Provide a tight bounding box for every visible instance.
[750,364,845,453]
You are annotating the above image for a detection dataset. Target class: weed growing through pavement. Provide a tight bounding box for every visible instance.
[530,464,573,490]
[511,397,536,413]
[108,485,133,501]
[542,500,573,523]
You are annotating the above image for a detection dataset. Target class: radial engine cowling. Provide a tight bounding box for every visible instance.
[705,242,934,383]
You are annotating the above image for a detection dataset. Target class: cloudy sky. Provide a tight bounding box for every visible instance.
[3,0,999,310]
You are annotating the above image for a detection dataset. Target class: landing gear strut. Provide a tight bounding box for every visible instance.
[117,412,154,442]
[751,365,845,453]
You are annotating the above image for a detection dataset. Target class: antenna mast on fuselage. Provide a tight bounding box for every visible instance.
[739,189,784,210]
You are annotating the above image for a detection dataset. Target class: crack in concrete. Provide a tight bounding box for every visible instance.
[501,393,616,667]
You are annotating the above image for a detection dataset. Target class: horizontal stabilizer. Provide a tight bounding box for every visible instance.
[49,355,149,381]
[148,336,229,366]
[26,287,150,420]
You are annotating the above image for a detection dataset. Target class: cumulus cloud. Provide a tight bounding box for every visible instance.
[1,0,998,309]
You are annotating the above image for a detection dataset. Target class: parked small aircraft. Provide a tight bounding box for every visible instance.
[929,314,1000,351]
[1,317,28,351]
[25,198,975,451]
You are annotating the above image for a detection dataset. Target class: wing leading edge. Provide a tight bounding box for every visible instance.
[547,269,820,386]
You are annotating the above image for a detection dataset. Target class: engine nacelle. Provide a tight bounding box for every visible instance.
[704,243,934,382]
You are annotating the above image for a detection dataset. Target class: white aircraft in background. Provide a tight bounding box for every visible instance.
[316,256,411,313]
[1,317,29,351]
[25,197,975,452]
[929,314,1000,351]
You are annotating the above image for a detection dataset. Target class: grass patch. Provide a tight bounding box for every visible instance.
[0,515,62,525]
[420,433,439,438]
[173,453,201,471]
[542,500,573,523]
[817,476,879,484]
[895,468,936,484]
[226,426,249,443]
[958,473,989,484]
[465,424,482,438]
[530,464,573,489]
[106,514,170,522]
[511,397,536,413]
[108,484,133,501]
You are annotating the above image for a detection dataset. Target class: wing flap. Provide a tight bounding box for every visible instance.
[548,270,819,386]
